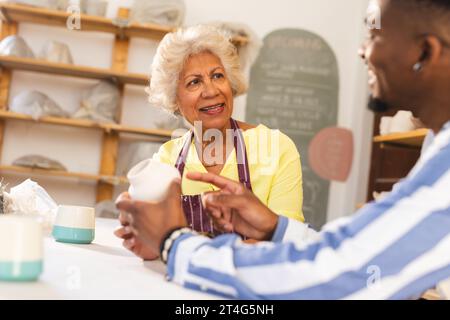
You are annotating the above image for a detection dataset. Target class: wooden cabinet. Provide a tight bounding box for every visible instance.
[367,114,428,201]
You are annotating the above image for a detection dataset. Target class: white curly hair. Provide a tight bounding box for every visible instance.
[146,25,248,114]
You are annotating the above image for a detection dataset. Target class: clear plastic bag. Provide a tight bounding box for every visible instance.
[0,35,35,59]
[4,179,58,233]
[10,90,70,120]
[72,80,120,124]
[130,0,186,27]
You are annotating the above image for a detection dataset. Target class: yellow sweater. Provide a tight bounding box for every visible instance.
[152,124,304,221]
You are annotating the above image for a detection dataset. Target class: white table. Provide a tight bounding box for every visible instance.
[0,218,218,300]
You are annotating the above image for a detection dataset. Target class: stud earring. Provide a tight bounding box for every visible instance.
[413,62,423,73]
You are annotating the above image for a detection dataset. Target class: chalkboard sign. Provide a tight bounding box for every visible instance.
[246,29,339,229]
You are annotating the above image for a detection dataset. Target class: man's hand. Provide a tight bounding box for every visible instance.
[114,222,159,260]
[115,179,188,254]
[187,172,279,241]
[114,195,159,260]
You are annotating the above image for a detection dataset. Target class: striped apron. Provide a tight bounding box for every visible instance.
[175,118,253,236]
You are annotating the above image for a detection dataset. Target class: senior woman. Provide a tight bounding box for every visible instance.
[115,25,304,258]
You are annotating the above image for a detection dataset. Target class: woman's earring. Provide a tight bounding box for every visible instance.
[413,62,423,73]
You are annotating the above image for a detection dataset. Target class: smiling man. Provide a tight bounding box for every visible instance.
[116,0,450,300]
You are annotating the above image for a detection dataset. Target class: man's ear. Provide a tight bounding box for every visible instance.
[420,35,444,69]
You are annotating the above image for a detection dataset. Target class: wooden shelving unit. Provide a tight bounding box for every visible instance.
[0,110,173,139]
[367,110,431,202]
[373,128,429,148]
[0,2,173,40]
[0,5,167,202]
[0,55,149,85]
[0,3,247,44]
[0,3,247,203]
[0,164,127,185]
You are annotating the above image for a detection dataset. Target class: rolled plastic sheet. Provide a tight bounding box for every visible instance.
[72,80,120,124]
[0,35,35,59]
[38,40,74,64]
[12,154,67,171]
[10,90,70,120]
[9,0,70,11]
[130,0,186,27]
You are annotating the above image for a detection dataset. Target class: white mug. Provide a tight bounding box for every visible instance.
[0,215,43,281]
[389,111,416,133]
[52,205,95,244]
[379,116,393,135]
[127,159,181,201]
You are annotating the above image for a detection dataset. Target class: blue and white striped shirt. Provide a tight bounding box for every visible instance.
[166,122,450,300]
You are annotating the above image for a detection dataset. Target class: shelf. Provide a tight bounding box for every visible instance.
[0,3,248,45]
[0,110,173,139]
[0,3,172,40]
[375,178,401,184]
[373,129,429,147]
[0,164,128,185]
[0,55,149,85]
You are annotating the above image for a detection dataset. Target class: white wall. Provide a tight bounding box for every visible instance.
[1,0,373,222]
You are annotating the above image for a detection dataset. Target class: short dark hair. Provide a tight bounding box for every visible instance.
[394,0,450,39]
[397,0,450,13]
[408,0,450,10]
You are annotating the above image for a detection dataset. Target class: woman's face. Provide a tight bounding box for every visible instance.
[176,51,234,132]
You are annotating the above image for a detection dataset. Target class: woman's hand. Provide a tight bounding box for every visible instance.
[115,179,188,254]
[200,189,233,232]
[187,172,279,241]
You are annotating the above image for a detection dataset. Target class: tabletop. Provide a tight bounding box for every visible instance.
[0,218,218,300]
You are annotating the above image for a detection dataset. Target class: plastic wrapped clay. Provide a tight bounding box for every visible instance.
[38,40,74,64]
[10,90,70,120]
[207,21,263,71]
[95,200,120,219]
[72,80,120,124]
[9,0,69,11]
[0,35,35,59]
[12,155,67,172]
[80,0,108,17]
[154,114,190,131]
[116,141,162,177]
[130,0,186,27]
